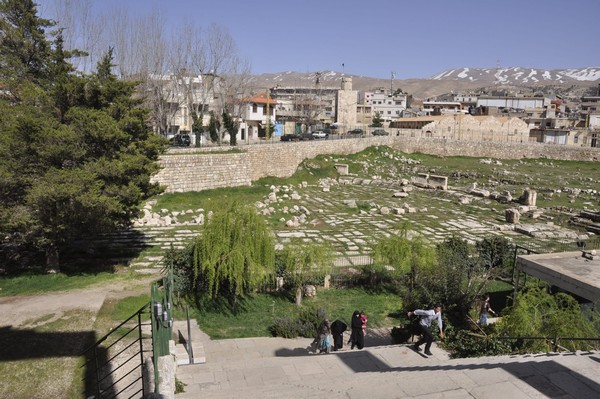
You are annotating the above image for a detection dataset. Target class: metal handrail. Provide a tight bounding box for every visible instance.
[81,303,150,354]
[80,303,152,398]
[483,335,600,352]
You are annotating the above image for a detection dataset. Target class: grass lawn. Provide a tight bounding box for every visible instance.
[189,288,402,339]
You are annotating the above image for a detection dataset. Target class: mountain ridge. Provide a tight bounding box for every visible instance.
[249,67,600,100]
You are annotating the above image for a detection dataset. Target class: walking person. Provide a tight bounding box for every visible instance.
[349,310,364,349]
[330,319,347,351]
[479,294,496,326]
[407,305,444,356]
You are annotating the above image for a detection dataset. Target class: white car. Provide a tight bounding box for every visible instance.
[311,130,328,139]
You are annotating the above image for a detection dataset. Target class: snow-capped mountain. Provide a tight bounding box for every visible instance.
[431,67,600,84]
[249,67,600,100]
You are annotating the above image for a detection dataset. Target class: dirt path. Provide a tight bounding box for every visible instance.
[0,273,160,328]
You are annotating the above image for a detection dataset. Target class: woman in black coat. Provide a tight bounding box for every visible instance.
[330,319,347,351]
[349,310,364,349]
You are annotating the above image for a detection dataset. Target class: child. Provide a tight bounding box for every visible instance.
[360,311,367,336]
[479,294,496,326]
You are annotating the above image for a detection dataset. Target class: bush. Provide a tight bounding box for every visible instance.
[445,328,511,358]
[270,317,302,338]
[271,306,328,339]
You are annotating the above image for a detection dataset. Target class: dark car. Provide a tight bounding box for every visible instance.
[346,129,363,137]
[169,133,191,146]
[280,134,297,142]
[280,133,314,142]
[372,129,389,136]
[297,133,314,141]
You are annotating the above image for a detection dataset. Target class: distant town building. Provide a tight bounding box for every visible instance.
[237,93,277,142]
[359,88,408,124]
[145,72,220,142]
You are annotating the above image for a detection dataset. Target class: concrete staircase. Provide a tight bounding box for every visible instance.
[172,319,206,366]
[172,321,600,399]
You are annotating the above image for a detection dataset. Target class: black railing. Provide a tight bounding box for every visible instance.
[80,303,152,399]
[494,335,600,353]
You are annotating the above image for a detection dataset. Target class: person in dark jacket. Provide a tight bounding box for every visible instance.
[330,319,347,351]
[349,310,364,349]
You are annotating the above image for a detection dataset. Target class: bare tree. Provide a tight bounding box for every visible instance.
[40,2,252,139]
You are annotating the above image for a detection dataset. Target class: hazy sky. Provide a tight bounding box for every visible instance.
[36,0,600,79]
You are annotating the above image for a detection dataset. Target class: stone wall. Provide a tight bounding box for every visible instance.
[151,151,252,193]
[152,137,600,193]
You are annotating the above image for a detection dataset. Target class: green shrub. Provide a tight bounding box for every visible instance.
[271,306,328,338]
[270,317,302,338]
[445,328,511,358]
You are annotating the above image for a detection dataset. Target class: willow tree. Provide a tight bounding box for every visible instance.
[277,243,333,306]
[369,224,438,306]
[192,203,275,305]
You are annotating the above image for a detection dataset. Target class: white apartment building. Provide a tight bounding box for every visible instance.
[361,88,408,123]
[147,72,220,141]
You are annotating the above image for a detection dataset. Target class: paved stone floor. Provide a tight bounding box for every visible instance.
[175,322,600,399]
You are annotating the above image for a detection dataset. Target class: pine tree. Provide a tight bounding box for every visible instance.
[0,0,54,99]
[0,3,165,272]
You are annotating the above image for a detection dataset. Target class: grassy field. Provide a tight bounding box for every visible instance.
[189,288,403,339]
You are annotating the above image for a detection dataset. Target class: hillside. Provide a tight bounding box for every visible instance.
[249,67,600,100]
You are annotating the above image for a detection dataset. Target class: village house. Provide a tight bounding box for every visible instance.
[236,93,277,143]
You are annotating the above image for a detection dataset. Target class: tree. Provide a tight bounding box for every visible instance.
[497,285,599,352]
[0,0,54,100]
[222,107,238,146]
[371,111,384,127]
[371,223,437,295]
[0,4,165,273]
[207,111,220,143]
[191,203,275,306]
[277,243,332,306]
[476,236,512,271]
[431,237,481,318]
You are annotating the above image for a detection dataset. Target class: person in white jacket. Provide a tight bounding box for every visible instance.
[407,305,444,356]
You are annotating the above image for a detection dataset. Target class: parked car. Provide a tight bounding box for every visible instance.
[280,134,297,142]
[169,133,191,146]
[346,129,363,137]
[312,130,329,139]
[372,129,389,136]
[297,133,315,141]
[280,133,314,142]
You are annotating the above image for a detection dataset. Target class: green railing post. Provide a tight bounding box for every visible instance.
[150,270,175,394]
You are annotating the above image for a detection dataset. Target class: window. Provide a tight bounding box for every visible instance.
[252,103,257,113]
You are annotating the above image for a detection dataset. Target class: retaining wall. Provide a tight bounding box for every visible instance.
[151,137,600,193]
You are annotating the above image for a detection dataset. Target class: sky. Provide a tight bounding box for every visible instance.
[36,0,600,80]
